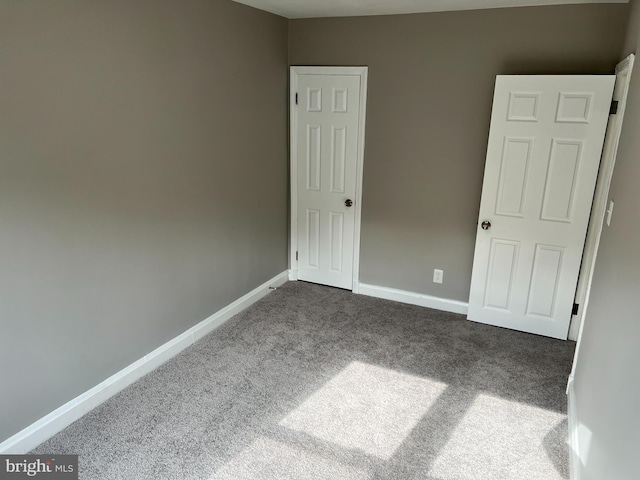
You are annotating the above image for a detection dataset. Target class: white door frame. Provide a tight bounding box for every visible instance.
[289,66,368,292]
[568,54,635,340]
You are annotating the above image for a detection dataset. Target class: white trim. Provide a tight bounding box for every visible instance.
[352,68,368,293]
[567,378,581,480]
[569,54,635,341]
[0,271,289,454]
[289,68,299,273]
[357,283,469,315]
[291,66,369,76]
[564,58,635,479]
[289,66,368,291]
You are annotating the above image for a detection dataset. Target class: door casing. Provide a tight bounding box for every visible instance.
[569,54,635,340]
[289,66,368,292]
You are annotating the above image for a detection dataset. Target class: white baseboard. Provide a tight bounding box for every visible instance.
[567,378,581,480]
[0,270,289,454]
[288,269,298,281]
[357,283,469,315]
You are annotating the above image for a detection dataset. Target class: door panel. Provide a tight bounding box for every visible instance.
[295,73,362,290]
[526,244,564,318]
[306,209,320,269]
[468,76,615,339]
[496,137,533,217]
[484,239,519,311]
[541,139,583,222]
[306,125,321,191]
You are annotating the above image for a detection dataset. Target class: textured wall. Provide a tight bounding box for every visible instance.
[573,1,640,478]
[289,4,629,301]
[0,0,288,443]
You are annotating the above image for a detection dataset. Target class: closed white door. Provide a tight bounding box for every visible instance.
[294,72,363,290]
[468,75,614,339]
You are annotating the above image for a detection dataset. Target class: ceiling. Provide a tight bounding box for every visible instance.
[231,0,627,19]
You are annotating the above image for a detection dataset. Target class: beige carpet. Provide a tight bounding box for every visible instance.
[34,281,574,479]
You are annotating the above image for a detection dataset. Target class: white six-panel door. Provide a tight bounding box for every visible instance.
[293,70,365,290]
[468,75,614,339]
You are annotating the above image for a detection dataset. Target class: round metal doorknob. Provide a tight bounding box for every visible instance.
[345,199,353,207]
[481,220,491,230]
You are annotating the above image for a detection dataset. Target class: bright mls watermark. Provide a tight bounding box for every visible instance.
[0,456,77,479]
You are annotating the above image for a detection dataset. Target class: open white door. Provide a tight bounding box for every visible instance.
[290,67,367,290]
[468,75,614,339]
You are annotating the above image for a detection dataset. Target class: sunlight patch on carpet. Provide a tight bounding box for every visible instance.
[429,393,568,480]
[280,361,447,460]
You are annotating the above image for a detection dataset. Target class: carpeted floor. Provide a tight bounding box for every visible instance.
[33,281,575,479]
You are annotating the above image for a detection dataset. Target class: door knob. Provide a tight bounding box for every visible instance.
[345,199,353,207]
[481,220,491,230]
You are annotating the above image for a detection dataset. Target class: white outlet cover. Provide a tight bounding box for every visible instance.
[433,269,443,284]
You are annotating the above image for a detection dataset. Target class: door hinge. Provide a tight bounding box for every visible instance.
[572,303,579,315]
[296,251,298,261]
[295,93,298,105]
[610,100,618,115]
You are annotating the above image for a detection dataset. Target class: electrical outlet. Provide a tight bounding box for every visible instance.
[433,269,443,284]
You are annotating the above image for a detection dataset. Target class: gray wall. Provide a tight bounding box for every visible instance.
[289,4,629,301]
[573,1,640,478]
[0,0,288,443]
